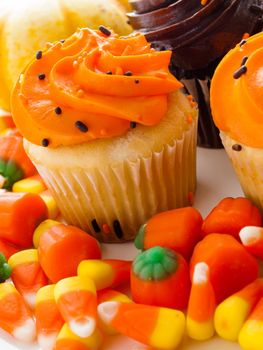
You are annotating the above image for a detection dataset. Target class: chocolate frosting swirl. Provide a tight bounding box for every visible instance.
[128,0,263,71]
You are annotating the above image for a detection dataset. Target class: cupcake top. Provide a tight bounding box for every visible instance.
[211,32,263,148]
[128,0,263,71]
[11,28,182,148]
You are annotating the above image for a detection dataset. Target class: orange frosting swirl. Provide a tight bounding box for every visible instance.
[211,32,263,148]
[11,28,182,148]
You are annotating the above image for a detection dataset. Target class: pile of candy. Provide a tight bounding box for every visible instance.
[1,115,263,350]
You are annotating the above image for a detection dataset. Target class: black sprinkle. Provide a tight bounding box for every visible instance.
[135,79,140,84]
[233,65,247,79]
[127,20,131,25]
[232,144,242,152]
[99,25,111,37]
[241,56,248,66]
[124,71,133,76]
[239,39,247,47]
[75,120,88,133]
[55,107,62,115]
[38,73,46,80]
[42,138,49,147]
[113,220,124,239]
[60,39,65,43]
[91,219,101,233]
[130,121,137,129]
[106,71,113,75]
[36,51,43,60]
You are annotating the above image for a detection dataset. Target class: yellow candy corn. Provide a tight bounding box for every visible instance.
[55,276,97,338]
[12,174,46,193]
[97,289,131,335]
[36,285,64,350]
[239,296,263,350]
[55,323,102,350]
[33,219,60,248]
[8,249,48,309]
[98,301,185,350]
[187,262,216,341]
[215,278,263,341]
[0,282,36,342]
[40,190,59,219]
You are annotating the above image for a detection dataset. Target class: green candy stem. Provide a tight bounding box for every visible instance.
[0,159,24,190]
[0,253,11,283]
[132,246,178,281]
[134,223,146,250]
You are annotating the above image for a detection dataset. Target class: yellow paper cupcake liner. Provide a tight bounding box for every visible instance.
[33,119,197,242]
[221,132,263,210]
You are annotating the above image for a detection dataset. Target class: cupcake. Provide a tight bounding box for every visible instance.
[211,32,263,210]
[128,0,263,148]
[11,28,198,243]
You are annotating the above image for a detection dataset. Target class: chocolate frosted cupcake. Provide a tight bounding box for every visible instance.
[128,0,263,148]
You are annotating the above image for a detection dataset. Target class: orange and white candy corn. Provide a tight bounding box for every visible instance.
[54,276,97,338]
[215,278,263,341]
[98,301,185,350]
[78,259,131,290]
[239,226,263,259]
[8,249,48,309]
[0,282,36,342]
[33,219,60,248]
[97,289,131,335]
[36,285,64,350]
[239,296,263,350]
[55,323,102,350]
[187,262,216,340]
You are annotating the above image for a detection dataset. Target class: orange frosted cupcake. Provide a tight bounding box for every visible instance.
[11,28,197,242]
[211,32,263,210]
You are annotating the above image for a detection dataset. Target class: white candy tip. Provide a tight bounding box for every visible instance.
[193,262,209,285]
[23,293,36,310]
[239,226,262,246]
[12,318,36,342]
[97,301,119,325]
[69,317,96,338]
[38,333,58,350]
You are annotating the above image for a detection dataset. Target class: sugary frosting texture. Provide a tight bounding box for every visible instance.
[211,33,263,148]
[11,28,181,148]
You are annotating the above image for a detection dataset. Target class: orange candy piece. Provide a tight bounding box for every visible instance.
[38,223,101,283]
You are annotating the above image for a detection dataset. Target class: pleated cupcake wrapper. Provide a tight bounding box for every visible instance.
[182,78,222,149]
[35,120,197,243]
[221,132,263,210]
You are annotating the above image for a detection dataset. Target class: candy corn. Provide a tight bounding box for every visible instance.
[12,174,46,193]
[186,262,216,341]
[33,219,60,248]
[239,226,263,259]
[38,222,101,283]
[0,192,48,248]
[202,197,262,239]
[0,110,15,132]
[40,190,59,219]
[0,282,36,342]
[190,234,259,303]
[215,278,263,341]
[8,249,48,309]
[135,207,203,260]
[35,285,64,350]
[55,323,102,350]
[98,301,185,350]
[55,276,97,338]
[78,259,131,290]
[239,296,263,350]
[97,289,131,335]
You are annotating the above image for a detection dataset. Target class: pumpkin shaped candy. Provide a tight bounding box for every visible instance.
[0,0,132,111]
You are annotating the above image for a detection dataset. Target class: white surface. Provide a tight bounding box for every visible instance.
[0,148,244,350]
